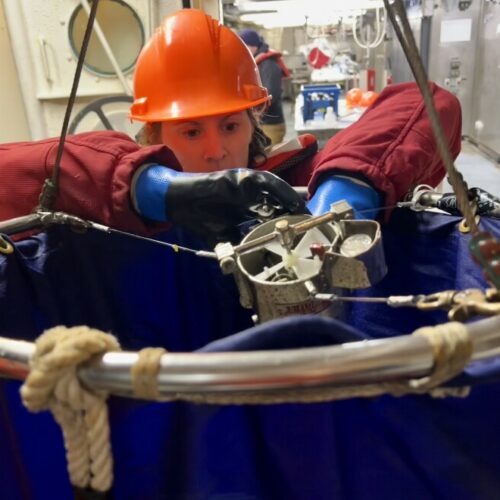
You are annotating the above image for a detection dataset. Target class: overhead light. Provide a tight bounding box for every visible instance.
[240,9,279,14]
[236,0,383,13]
[236,0,383,28]
[240,12,341,28]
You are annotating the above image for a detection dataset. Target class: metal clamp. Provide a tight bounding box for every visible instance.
[37,211,92,232]
[416,288,500,321]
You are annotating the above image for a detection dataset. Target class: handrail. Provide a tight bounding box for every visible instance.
[1,316,499,398]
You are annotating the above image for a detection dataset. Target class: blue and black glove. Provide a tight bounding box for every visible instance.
[307,175,381,219]
[132,165,307,241]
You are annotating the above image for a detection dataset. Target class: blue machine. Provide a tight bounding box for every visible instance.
[301,84,341,122]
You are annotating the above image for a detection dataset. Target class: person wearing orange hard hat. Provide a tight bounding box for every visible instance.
[128,9,305,241]
[1,9,462,245]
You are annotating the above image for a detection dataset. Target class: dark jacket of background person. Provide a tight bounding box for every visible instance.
[255,41,286,126]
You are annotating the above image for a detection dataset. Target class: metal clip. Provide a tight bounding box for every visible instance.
[0,235,14,255]
[448,288,500,321]
[409,184,436,211]
[415,288,500,321]
[248,192,283,221]
[415,290,457,311]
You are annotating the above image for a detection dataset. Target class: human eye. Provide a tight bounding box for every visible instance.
[223,121,240,133]
[182,128,201,139]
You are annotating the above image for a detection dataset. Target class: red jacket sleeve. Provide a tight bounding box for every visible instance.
[308,82,462,207]
[0,131,179,235]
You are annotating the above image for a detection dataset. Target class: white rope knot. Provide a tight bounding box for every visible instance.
[20,325,121,492]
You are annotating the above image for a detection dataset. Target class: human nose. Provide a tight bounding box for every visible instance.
[203,129,227,162]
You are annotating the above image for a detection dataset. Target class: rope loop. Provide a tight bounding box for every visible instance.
[20,325,120,492]
[131,347,167,399]
[409,321,473,391]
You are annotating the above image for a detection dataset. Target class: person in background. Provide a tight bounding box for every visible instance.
[0,9,461,246]
[238,28,290,146]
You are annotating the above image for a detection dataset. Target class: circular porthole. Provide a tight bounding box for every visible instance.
[68,0,144,76]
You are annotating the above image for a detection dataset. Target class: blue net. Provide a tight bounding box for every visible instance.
[1,210,499,499]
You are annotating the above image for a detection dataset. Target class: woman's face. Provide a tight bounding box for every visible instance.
[160,111,254,173]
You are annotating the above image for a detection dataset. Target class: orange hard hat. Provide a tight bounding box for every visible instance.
[345,87,363,108]
[360,91,379,107]
[129,9,269,122]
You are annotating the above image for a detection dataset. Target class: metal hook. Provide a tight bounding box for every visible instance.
[0,235,14,255]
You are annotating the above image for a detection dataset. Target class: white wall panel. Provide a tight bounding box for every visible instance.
[0,1,30,141]
[4,0,151,139]
[471,2,500,154]
[427,0,482,137]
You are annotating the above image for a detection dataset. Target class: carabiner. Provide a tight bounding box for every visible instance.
[415,290,456,311]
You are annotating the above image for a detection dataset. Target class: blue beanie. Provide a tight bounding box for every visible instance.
[239,29,262,47]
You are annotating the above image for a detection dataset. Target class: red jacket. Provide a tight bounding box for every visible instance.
[0,82,461,235]
[255,50,291,78]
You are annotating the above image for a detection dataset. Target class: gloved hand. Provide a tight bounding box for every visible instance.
[132,165,307,240]
[307,175,381,219]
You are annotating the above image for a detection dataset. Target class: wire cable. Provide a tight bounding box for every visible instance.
[38,0,100,211]
[383,0,478,234]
